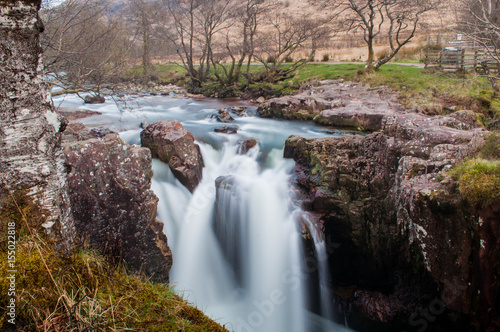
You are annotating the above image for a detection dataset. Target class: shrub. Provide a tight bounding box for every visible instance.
[322,54,330,62]
[285,56,294,63]
[450,158,500,208]
[480,132,500,159]
[266,56,276,63]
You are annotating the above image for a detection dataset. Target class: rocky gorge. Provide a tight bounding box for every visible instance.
[258,80,499,331]
[50,78,500,331]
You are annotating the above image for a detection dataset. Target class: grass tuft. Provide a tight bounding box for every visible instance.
[450,159,500,209]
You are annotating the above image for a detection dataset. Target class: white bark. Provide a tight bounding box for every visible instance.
[0,0,74,247]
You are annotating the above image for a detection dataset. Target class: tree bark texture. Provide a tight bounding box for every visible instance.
[0,0,74,247]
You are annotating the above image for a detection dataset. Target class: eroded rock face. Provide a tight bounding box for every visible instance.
[64,133,172,281]
[141,120,204,192]
[284,84,491,330]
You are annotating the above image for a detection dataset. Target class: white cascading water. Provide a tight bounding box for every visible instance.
[52,92,354,331]
[153,140,307,332]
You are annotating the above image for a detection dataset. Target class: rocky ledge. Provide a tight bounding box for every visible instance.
[282,81,498,331]
[141,120,204,192]
[63,128,172,282]
[257,80,402,123]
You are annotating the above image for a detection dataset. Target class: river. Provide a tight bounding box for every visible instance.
[53,92,355,332]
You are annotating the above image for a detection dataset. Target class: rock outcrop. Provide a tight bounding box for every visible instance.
[141,120,204,192]
[64,132,172,281]
[258,80,402,122]
[283,81,494,331]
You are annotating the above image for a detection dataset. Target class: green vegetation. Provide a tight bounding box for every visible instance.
[450,159,500,208]
[0,192,228,332]
[125,62,499,126]
[450,133,500,209]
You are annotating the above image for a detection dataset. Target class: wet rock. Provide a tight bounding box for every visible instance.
[237,139,258,154]
[140,121,150,129]
[256,96,266,103]
[214,125,238,134]
[140,120,204,192]
[210,108,235,122]
[64,134,172,281]
[228,106,248,116]
[84,94,106,104]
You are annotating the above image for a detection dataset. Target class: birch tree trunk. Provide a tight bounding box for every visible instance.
[0,0,74,247]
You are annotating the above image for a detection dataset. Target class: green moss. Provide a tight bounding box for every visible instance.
[450,158,500,208]
[408,163,426,178]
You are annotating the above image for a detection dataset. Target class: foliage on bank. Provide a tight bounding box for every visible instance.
[450,133,500,209]
[0,192,228,332]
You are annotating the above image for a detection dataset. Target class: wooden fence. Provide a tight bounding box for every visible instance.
[424,47,498,71]
[423,34,498,72]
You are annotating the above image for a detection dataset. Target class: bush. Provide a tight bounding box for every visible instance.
[450,158,500,208]
[480,132,500,159]
[285,56,294,63]
[322,54,330,62]
[266,56,276,63]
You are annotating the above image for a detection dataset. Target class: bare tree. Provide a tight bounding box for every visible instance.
[164,0,233,87]
[253,12,329,83]
[41,0,132,100]
[456,0,500,95]
[313,0,436,71]
[210,0,273,86]
[130,0,159,81]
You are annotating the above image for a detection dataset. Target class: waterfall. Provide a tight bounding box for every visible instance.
[154,141,307,331]
[56,92,355,331]
[299,211,335,322]
[153,139,349,332]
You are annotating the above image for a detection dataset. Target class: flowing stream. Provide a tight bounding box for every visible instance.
[54,92,355,332]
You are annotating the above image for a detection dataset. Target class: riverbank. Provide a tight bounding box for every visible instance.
[119,62,500,129]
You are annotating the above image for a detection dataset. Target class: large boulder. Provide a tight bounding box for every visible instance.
[141,120,204,192]
[64,133,172,281]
